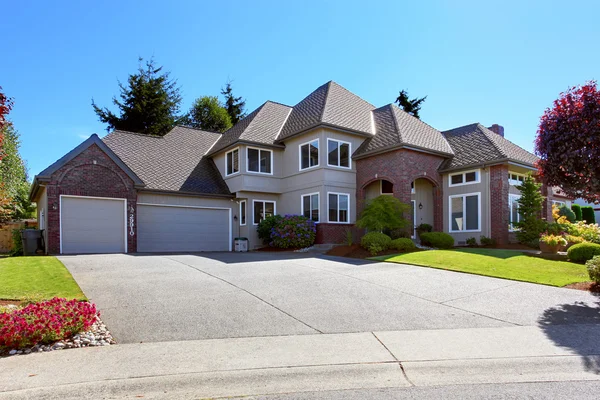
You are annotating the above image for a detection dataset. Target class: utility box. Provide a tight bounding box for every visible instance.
[234,237,248,252]
[21,229,43,256]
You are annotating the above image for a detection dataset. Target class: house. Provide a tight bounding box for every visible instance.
[30,81,566,254]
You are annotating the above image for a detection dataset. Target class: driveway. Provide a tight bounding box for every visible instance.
[59,252,600,344]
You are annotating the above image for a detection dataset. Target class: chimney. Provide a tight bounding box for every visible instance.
[488,124,504,137]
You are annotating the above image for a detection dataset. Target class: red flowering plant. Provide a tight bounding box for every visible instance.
[0,298,97,350]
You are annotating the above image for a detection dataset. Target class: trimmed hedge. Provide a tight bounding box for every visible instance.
[361,232,392,255]
[420,232,454,249]
[567,242,600,263]
[582,206,596,224]
[390,238,416,252]
[571,204,583,221]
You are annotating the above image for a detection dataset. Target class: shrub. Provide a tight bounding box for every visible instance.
[586,256,600,284]
[356,196,410,232]
[361,232,392,255]
[416,224,433,236]
[466,237,478,247]
[344,228,354,246]
[565,221,600,244]
[257,215,283,244]
[0,298,97,350]
[269,215,316,249]
[10,229,23,256]
[480,236,496,246]
[557,205,576,223]
[420,232,454,249]
[390,238,416,252]
[386,228,411,239]
[565,235,585,246]
[582,206,596,224]
[567,243,600,263]
[571,204,583,221]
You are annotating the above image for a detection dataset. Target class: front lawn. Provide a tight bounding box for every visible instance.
[0,257,86,301]
[372,248,589,287]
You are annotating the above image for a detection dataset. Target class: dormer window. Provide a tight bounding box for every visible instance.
[247,147,272,174]
[226,148,239,176]
[299,139,319,170]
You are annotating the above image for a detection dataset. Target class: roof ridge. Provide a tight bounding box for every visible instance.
[329,81,376,108]
[387,104,403,144]
[265,100,292,108]
[479,123,537,159]
[241,102,268,136]
[319,81,333,122]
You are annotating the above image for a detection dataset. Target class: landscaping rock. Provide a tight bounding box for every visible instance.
[8,350,17,355]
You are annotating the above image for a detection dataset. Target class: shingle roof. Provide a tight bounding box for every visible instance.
[441,123,538,170]
[103,126,231,196]
[276,81,375,142]
[208,101,292,155]
[354,104,454,158]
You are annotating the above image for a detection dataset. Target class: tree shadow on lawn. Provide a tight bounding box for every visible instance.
[538,292,600,374]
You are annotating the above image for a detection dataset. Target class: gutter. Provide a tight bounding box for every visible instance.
[207,140,286,157]
[353,143,454,161]
[137,188,235,199]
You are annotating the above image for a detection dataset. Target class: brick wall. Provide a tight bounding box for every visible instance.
[356,149,445,232]
[315,223,361,245]
[489,164,509,245]
[45,144,137,254]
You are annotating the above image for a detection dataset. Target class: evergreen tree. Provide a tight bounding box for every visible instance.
[92,58,183,136]
[220,81,246,124]
[395,89,427,119]
[185,96,232,132]
[515,173,546,245]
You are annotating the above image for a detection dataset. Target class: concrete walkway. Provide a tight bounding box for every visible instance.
[1,325,600,399]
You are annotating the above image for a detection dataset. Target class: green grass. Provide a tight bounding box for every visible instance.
[372,248,589,287]
[0,256,86,301]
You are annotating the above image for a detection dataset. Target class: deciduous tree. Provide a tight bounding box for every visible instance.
[185,96,232,132]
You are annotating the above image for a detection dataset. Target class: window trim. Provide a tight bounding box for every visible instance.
[327,192,351,224]
[239,200,246,226]
[508,172,526,186]
[252,199,276,225]
[301,192,320,223]
[509,194,521,232]
[298,138,320,171]
[448,192,481,233]
[326,138,352,169]
[448,169,481,187]
[225,147,240,177]
[246,146,274,175]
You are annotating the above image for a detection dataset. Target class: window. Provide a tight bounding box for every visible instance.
[226,148,239,176]
[300,139,319,170]
[449,169,480,187]
[509,194,522,231]
[253,200,276,225]
[411,181,415,194]
[381,180,393,195]
[302,193,319,222]
[239,200,246,226]
[508,173,525,186]
[327,139,351,168]
[449,192,481,232]
[552,200,566,207]
[328,193,350,223]
[247,147,272,174]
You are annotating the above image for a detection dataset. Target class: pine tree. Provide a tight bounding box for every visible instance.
[92,58,183,136]
[395,89,427,119]
[515,173,546,245]
[221,81,246,124]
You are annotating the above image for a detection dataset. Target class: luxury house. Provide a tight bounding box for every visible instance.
[30,81,568,254]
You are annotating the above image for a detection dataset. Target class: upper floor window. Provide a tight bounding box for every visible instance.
[327,139,351,169]
[328,192,350,223]
[449,192,481,232]
[449,169,480,187]
[247,147,272,174]
[509,194,522,231]
[299,139,319,170]
[226,148,239,176]
[302,193,320,222]
[508,172,525,186]
[253,200,276,225]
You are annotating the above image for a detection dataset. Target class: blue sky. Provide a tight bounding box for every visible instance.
[3,0,599,177]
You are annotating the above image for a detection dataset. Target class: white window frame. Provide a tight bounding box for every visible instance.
[239,200,246,226]
[380,180,394,195]
[225,147,240,176]
[552,200,566,207]
[449,169,481,187]
[509,194,522,232]
[301,192,320,223]
[508,172,526,186]
[448,192,481,233]
[326,139,352,169]
[252,200,276,225]
[327,192,350,224]
[299,138,320,171]
[246,147,273,175]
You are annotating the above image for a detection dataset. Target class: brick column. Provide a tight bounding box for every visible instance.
[489,164,509,245]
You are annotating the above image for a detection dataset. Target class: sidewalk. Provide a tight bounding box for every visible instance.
[1,325,600,399]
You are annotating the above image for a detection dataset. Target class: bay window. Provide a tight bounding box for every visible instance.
[247,147,272,174]
[300,139,319,170]
[302,193,320,222]
[226,148,239,176]
[327,139,351,168]
[328,192,349,223]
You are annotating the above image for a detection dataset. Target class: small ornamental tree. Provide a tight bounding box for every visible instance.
[356,195,410,232]
[535,81,600,203]
[582,206,597,224]
[515,174,546,245]
[571,204,583,221]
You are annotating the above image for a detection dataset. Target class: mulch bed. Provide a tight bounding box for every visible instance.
[326,244,401,259]
[0,300,21,307]
[564,281,600,293]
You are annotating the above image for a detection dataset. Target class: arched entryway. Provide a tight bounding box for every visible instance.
[411,178,435,237]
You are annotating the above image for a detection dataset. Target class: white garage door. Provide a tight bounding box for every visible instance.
[61,196,126,254]
[137,204,230,252]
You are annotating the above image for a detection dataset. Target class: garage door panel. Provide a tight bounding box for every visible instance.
[137,205,230,252]
[61,197,126,254]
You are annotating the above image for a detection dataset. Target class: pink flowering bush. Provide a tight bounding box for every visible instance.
[270,215,316,249]
[0,298,97,350]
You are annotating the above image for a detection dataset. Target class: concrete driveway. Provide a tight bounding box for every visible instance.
[59,252,600,344]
